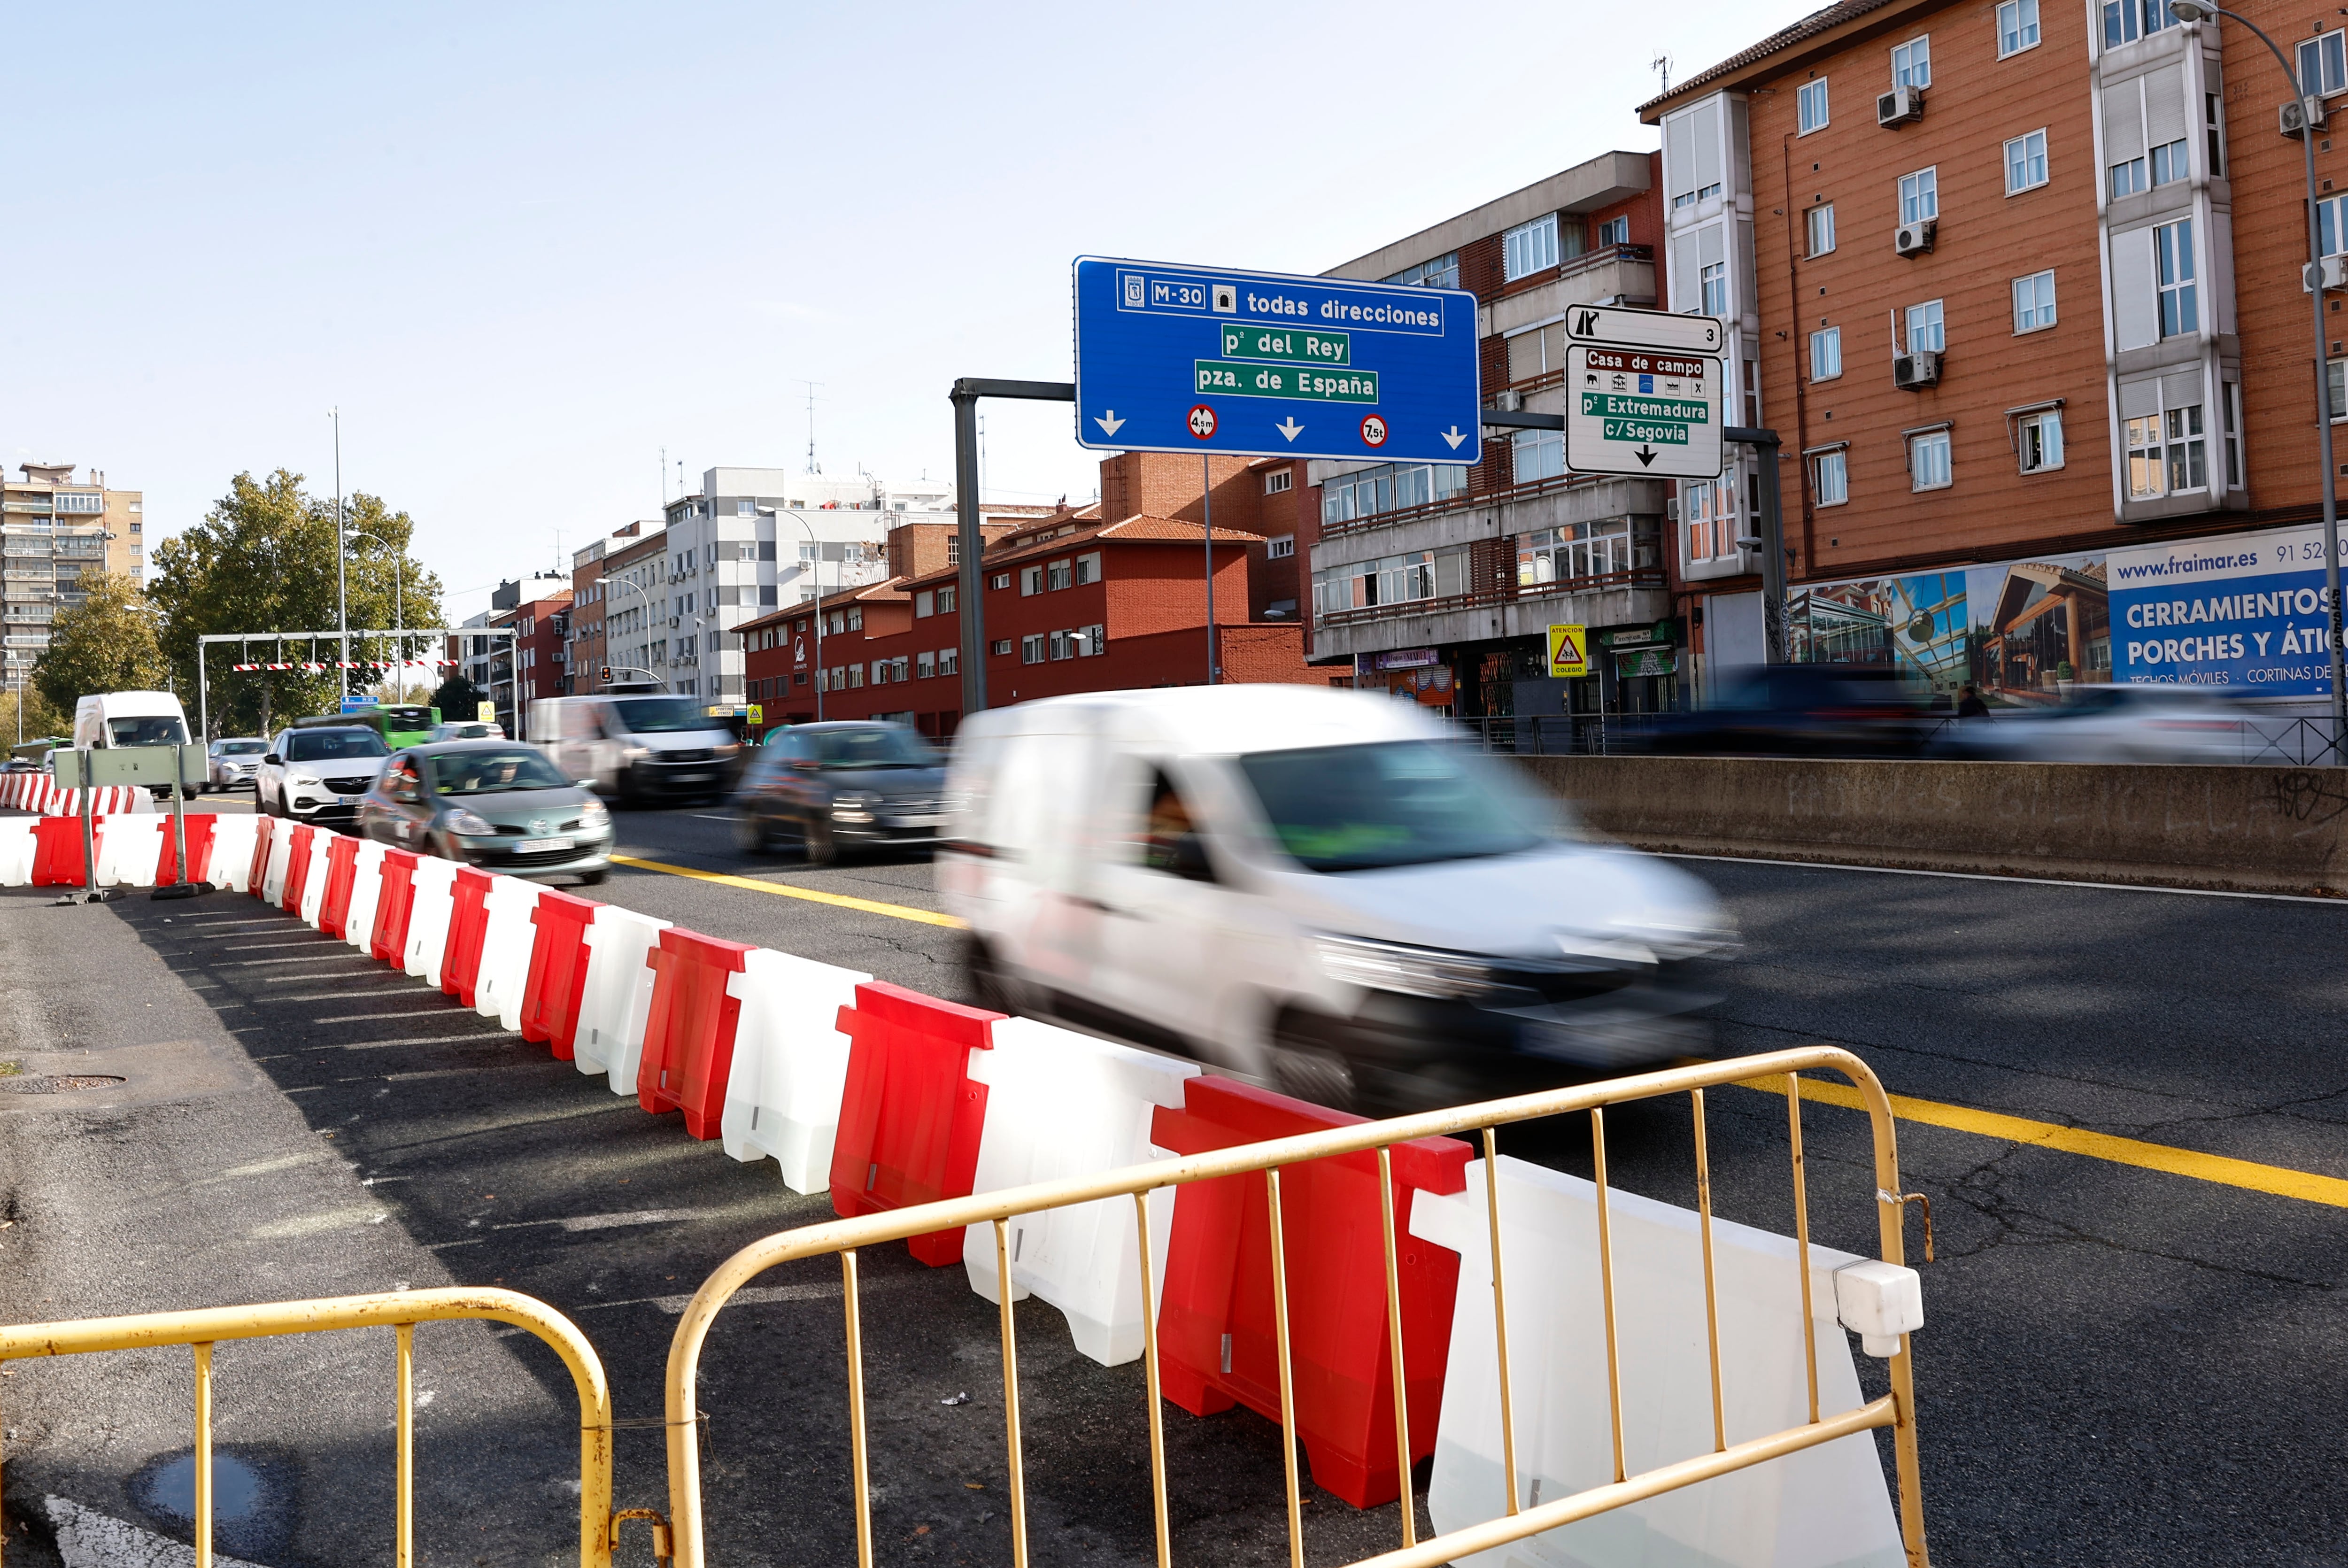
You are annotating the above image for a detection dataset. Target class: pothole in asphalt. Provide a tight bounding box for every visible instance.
[0,1074,125,1094]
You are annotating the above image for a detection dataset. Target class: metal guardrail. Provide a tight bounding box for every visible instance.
[0,1287,622,1568]
[660,1045,1932,1568]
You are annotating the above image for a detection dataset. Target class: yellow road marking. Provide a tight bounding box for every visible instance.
[609,853,967,930]
[1738,1072,2348,1210]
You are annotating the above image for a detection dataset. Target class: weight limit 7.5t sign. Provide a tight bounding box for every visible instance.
[1563,346,1722,479]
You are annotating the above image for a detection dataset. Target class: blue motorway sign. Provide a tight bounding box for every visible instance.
[1073,256,1481,464]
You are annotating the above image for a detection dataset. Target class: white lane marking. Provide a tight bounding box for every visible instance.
[555,1207,711,1232]
[45,1495,270,1568]
[226,955,369,967]
[215,1151,326,1180]
[1655,851,2348,904]
[247,1033,521,1057]
[580,1272,928,1314]
[312,1010,461,1023]
[247,1205,392,1239]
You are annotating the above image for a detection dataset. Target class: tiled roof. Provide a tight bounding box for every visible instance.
[1637,0,1904,116]
[891,514,1266,590]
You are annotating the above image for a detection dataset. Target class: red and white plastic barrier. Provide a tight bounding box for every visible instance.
[108,813,1925,1550]
[957,1019,1198,1366]
[718,950,872,1194]
[0,819,37,886]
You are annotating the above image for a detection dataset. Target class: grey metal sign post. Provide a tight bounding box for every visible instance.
[950,379,1075,717]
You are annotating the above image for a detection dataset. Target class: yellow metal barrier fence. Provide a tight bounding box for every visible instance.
[0,1287,619,1568]
[664,1044,1932,1568]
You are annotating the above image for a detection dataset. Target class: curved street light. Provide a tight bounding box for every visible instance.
[344,532,406,701]
[757,507,831,721]
[2168,1,2347,753]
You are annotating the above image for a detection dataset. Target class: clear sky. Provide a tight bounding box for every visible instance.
[8,1,1817,621]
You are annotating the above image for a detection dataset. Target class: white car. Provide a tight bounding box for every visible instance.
[940,686,1735,1112]
[206,737,269,792]
[256,724,393,821]
[1929,684,2249,763]
[429,720,506,741]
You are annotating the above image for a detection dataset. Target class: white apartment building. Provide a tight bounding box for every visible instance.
[652,468,952,703]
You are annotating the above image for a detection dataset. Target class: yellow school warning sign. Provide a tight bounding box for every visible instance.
[1547,623,1588,678]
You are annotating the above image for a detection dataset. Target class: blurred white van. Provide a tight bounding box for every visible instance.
[73,690,190,751]
[940,686,1734,1112]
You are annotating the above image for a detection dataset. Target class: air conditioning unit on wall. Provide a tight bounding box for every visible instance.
[2282,96,2327,137]
[1877,85,1924,126]
[1894,350,1942,390]
[1894,219,1938,257]
[2305,254,2348,292]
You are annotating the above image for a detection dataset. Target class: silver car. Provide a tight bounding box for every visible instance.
[356,740,613,884]
[205,737,269,792]
[1928,684,2249,763]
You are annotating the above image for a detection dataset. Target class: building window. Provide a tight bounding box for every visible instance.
[2206,93,2226,178]
[1263,469,1292,494]
[2017,410,2065,472]
[940,647,959,676]
[990,639,1012,656]
[1046,559,1073,591]
[990,572,1011,590]
[2013,270,2057,332]
[1905,299,1946,352]
[2150,137,2188,186]
[1998,0,2041,56]
[1048,630,1074,661]
[1077,625,1105,656]
[2166,406,2207,491]
[1898,167,1939,224]
[1806,203,1836,257]
[1383,251,1460,289]
[2109,155,2147,199]
[1512,427,1565,484]
[847,607,862,631]
[1797,78,1829,135]
[1075,552,1101,585]
[1810,326,1843,381]
[1892,35,1931,88]
[1812,450,1849,505]
[1321,463,1465,524]
[1908,429,1953,490]
[1699,261,1728,316]
[2300,29,2347,96]
[2005,130,2049,194]
[2103,0,2180,49]
[914,591,934,618]
[2155,218,2197,337]
[1020,634,1045,664]
[1596,216,1630,246]
[1020,565,1043,595]
[1503,214,1560,281]
[1267,534,1295,560]
[1682,479,1730,562]
[938,585,956,613]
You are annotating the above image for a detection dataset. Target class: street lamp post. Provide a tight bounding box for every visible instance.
[2170,2,2348,755]
[345,532,402,699]
[330,407,349,695]
[757,507,827,721]
[602,570,660,689]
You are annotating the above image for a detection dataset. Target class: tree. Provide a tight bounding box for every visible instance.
[0,681,69,745]
[149,470,444,737]
[427,671,485,721]
[32,571,167,716]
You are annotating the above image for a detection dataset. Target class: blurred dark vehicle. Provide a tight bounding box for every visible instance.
[1634,664,1937,758]
[731,720,949,864]
[1927,684,2247,764]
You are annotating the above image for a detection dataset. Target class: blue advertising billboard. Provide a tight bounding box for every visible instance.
[1072,257,1481,465]
[2109,522,2348,694]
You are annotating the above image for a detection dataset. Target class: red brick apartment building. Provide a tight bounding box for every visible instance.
[737,452,1313,735]
[1645,0,2348,715]
[1303,148,1679,736]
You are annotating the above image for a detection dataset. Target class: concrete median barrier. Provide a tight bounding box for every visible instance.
[1522,756,2348,896]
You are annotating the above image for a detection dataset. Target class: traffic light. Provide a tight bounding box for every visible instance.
[600,665,612,682]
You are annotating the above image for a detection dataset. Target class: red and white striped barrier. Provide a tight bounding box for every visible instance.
[109,817,1923,1553]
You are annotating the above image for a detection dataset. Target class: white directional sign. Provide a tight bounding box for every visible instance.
[1565,345,1723,479]
[1563,303,1726,355]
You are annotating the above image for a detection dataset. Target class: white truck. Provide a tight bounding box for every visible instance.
[72,691,193,799]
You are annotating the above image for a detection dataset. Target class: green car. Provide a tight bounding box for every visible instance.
[356,740,613,884]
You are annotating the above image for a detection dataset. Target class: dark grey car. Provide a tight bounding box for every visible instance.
[357,740,614,884]
[732,722,950,865]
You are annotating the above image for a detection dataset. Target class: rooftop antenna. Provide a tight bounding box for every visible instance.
[1652,53,1673,93]
[798,380,825,474]
[660,446,667,505]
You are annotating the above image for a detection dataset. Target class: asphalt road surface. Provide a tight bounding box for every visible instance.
[1,792,2342,1567]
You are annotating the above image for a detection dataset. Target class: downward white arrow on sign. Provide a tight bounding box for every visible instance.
[1094,410,1126,437]
[1274,418,1305,442]
[1440,425,1468,450]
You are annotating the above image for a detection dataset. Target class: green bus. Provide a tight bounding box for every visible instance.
[296,705,440,750]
